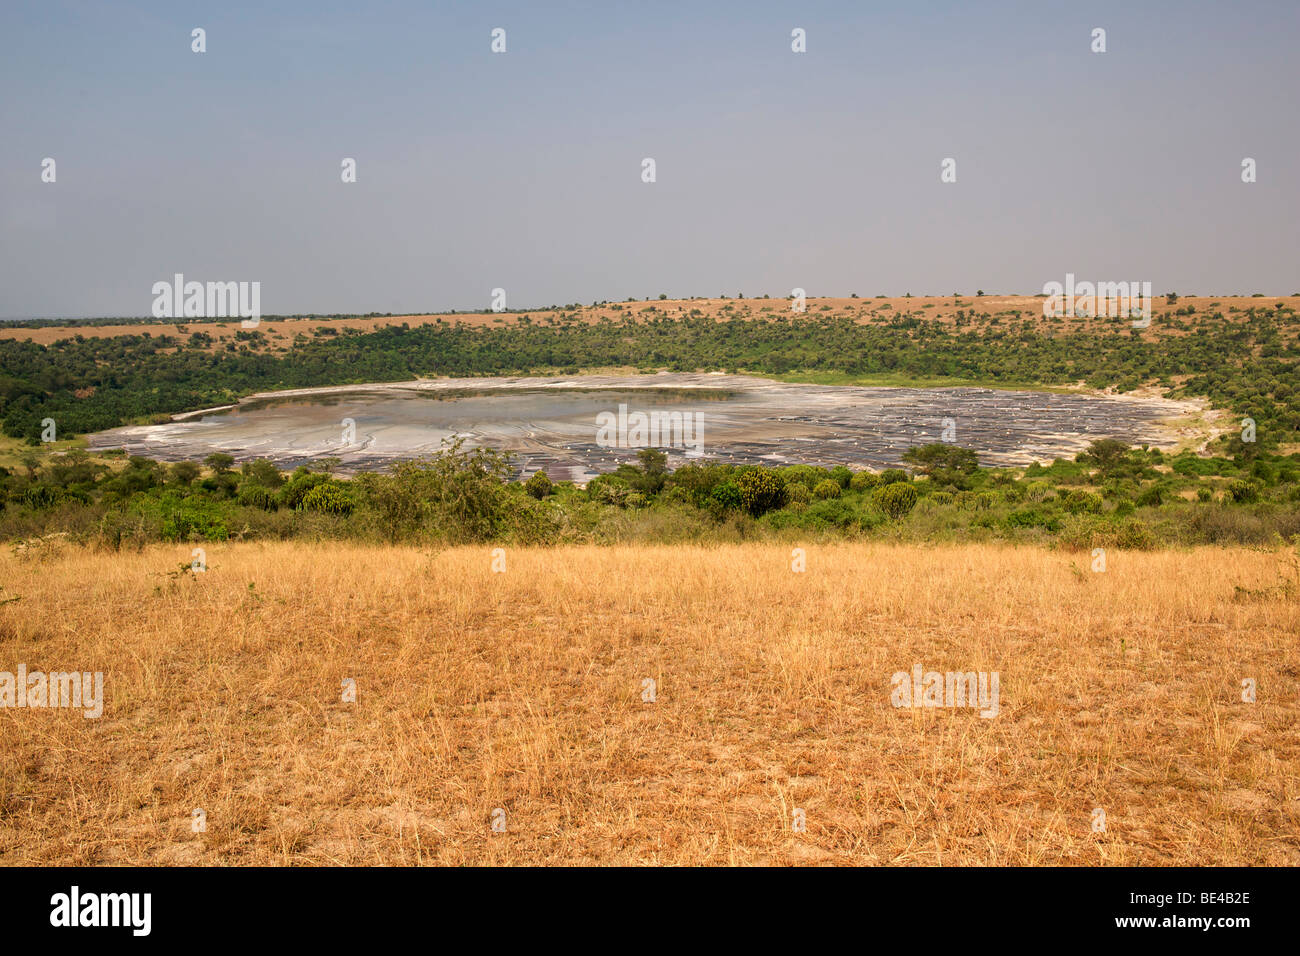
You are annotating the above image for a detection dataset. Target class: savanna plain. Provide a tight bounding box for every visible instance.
[1,539,1295,866]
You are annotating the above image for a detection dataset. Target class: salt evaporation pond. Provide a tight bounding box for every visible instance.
[87,373,1198,481]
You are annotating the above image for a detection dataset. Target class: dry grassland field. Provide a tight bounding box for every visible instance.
[1,540,1296,866]
[0,295,1291,349]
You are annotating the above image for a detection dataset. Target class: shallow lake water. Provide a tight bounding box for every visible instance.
[87,373,1196,481]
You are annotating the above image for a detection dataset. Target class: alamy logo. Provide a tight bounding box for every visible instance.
[151,273,261,328]
[891,664,999,718]
[50,886,151,936]
[1042,273,1151,326]
[596,403,704,455]
[0,664,103,718]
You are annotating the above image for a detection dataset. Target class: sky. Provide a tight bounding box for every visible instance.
[1,0,1297,318]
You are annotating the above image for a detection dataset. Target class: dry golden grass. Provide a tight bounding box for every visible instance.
[0,541,1296,866]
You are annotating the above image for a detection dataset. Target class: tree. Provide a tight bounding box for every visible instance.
[630,448,669,495]
[1083,439,1129,477]
[902,444,979,484]
[204,452,235,475]
[525,469,553,499]
[240,458,285,488]
[171,461,201,486]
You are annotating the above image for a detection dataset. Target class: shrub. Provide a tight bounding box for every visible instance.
[352,439,516,542]
[849,471,878,492]
[805,497,874,530]
[1134,484,1165,507]
[781,465,830,489]
[1059,515,1156,550]
[1061,489,1103,514]
[586,474,629,506]
[279,471,331,510]
[525,469,553,499]
[812,479,841,500]
[930,490,955,506]
[1000,482,1026,502]
[1226,479,1259,503]
[877,469,910,486]
[299,482,355,516]
[734,468,786,515]
[708,481,743,513]
[1004,507,1060,531]
[237,484,279,511]
[668,463,733,504]
[160,504,229,542]
[784,481,810,505]
[1196,486,1214,502]
[21,485,61,509]
[829,465,853,489]
[1025,480,1053,503]
[873,482,918,518]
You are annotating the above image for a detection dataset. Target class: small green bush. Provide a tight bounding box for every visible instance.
[784,482,810,505]
[873,482,918,518]
[1061,489,1103,514]
[849,471,878,492]
[812,479,841,500]
[1135,484,1165,507]
[237,484,279,511]
[1226,479,1259,503]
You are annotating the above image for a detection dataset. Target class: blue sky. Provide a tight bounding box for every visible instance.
[1,0,1297,317]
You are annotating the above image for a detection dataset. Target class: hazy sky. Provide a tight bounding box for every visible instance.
[2,0,1297,318]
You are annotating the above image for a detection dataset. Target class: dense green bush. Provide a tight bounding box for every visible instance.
[849,471,878,492]
[586,474,629,505]
[279,471,332,510]
[812,479,841,500]
[784,481,810,504]
[1134,484,1165,507]
[237,484,279,511]
[734,468,786,515]
[300,481,355,516]
[1226,479,1259,503]
[1061,489,1103,514]
[708,481,743,513]
[873,482,918,518]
